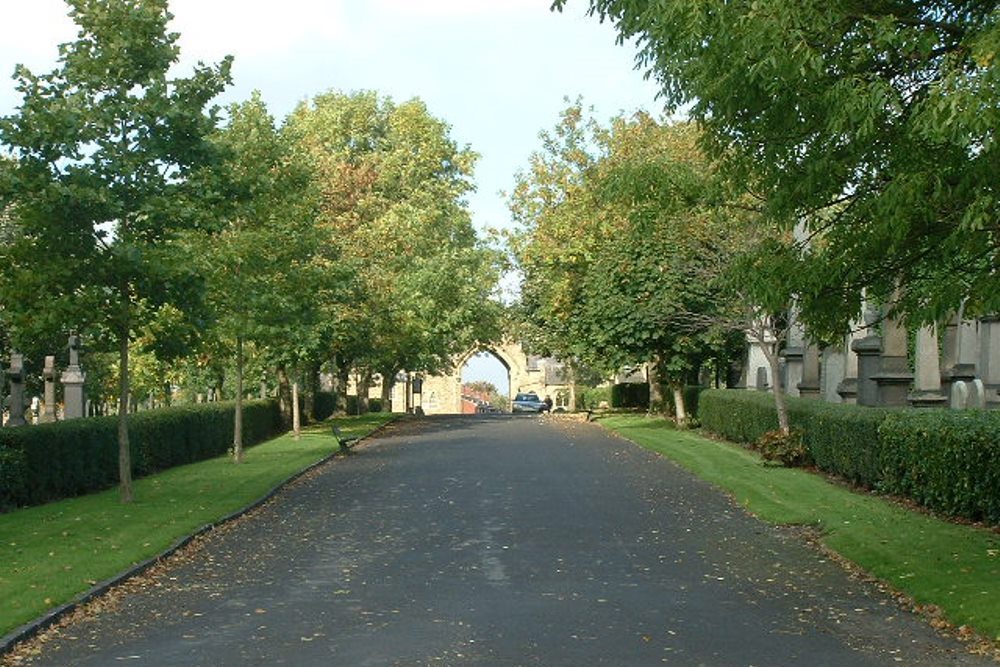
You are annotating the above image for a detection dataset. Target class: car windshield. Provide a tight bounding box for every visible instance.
[515,393,539,401]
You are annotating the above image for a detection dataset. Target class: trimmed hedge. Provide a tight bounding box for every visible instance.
[611,383,649,409]
[698,389,1000,524]
[0,400,282,510]
[314,391,337,421]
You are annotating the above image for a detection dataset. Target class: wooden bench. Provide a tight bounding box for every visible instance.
[331,424,360,454]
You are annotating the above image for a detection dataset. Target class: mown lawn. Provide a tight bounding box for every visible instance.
[0,414,394,638]
[598,414,1000,643]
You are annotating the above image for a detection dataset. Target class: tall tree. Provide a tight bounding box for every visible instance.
[285,90,503,408]
[511,104,745,420]
[0,0,231,501]
[554,0,1000,332]
[197,91,332,460]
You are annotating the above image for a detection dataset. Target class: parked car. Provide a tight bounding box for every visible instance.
[511,392,547,413]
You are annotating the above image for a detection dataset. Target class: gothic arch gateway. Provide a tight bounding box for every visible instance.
[409,341,567,415]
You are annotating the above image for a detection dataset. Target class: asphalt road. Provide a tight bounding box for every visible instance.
[18,415,993,666]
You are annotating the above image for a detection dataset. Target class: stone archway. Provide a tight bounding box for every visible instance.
[416,341,563,414]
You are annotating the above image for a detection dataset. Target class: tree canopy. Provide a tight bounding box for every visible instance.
[553,0,1000,332]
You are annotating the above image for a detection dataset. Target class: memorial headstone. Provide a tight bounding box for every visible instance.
[61,334,86,420]
[5,353,27,427]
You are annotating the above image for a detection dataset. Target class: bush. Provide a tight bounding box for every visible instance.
[581,385,613,410]
[699,389,1000,524]
[0,399,283,510]
[754,428,811,467]
[611,383,649,409]
[314,391,337,421]
[666,385,706,421]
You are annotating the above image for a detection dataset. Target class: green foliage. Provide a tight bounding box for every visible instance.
[0,447,27,511]
[610,383,649,409]
[878,411,1000,524]
[753,429,811,468]
[0,400,281,509]
[581,385,612,410]
[313,391,337,421]
[699,390,1000,524]
[510,103,753,390]
[556,0,1000,329]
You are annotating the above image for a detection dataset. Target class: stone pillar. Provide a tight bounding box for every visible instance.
[941,313,978,394]
[5,353,27,427]
[852,333,882,407]
[821,344,846,404]
[61,334,86,420]
[745,328,774,390]
[41,355,57,423]
[797,343,822,399]
[909,325,947,408]
[978,315,1000,408]
[872,310,913,406]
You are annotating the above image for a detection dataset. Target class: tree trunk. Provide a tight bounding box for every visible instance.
[276,365,293,427]
[567,364,577,412]
[117,319,134,504]
[233,335,244,463]
[333,357,349,415]
[671,381,688,426]
[647,360,666,414]
[761,341,790,435]
[357,370,370,414]
[305,361,320,421]
[292,380,301,440]
[380,369,394,412]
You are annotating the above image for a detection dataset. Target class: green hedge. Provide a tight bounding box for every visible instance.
[314,391,337,421]
[698,389,1000,524]
[0,400,282,510]
[611,383,649,409]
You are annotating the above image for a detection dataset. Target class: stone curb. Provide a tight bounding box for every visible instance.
[0,417,397,658]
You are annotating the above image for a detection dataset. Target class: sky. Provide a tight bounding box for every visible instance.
[0,0,664,390]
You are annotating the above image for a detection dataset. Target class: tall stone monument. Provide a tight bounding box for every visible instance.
[978,315,1000,408]
[908,326,947,408]
[797,343,822,399]
[5,353,27,427]
[872,309,913,407]
[41,355,58,423]
[61,334,86,420]
[852,304,883,407]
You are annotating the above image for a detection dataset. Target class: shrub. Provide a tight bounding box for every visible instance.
[314,391,337,421]
[582,385,613,410]
[754,428,811,467]
[0,399,282,510]
[611,383,649,409]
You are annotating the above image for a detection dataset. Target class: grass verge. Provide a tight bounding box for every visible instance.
[598,414,1000,644]
[0,413,394,638]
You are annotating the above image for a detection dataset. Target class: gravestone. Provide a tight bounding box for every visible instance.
[821,344,846,404]
[61,334,86,420]
[755,366,769,391]
[781,320,805,398]
[797,343,821,399]
[978,316,1000,408]
[41,355,57,423]
[5,353,27,427]
[909,325,947,408]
